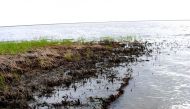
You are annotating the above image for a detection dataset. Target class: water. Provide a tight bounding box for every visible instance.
[1,21,190,41]
[30,63,134,109]
[110,42,190,109]
[1,21,190,109]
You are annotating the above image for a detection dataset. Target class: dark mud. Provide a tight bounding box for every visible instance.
[0,41,151,109]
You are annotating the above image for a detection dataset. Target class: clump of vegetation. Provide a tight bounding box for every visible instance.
[64,50,73,61]
[74,52,81,61]
[100,36,114,44]
[12,72,21,81]
[38,57,54,68]
[58,39,74,46]
[77,37,86,44]
[105,45,113,49]
[117,36,137,42]
[64,50,81,61]
[0,39,73,54]
[0,73,5,90]
[85,48,93,59]
[99,35,137,43]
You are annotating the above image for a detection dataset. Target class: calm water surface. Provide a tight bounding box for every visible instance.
[1,21,190,109]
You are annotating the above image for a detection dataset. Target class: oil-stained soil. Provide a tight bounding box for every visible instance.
[0,41,151,109]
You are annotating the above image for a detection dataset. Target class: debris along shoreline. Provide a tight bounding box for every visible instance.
[0,39,150,109]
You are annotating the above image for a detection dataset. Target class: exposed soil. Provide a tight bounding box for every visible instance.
[0,41,151,109]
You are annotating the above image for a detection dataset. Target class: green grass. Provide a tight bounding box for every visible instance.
[100,35,137,42]
[0,35,138,55]
[0,39,74,54]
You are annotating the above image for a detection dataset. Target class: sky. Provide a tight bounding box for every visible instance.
[0,0,190,26]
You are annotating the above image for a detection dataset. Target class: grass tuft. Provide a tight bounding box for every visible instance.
[64,50,73,61]
[0,39,73,54]
[85,48,93,59]
[77,37,86,44]
[0,74,5,90]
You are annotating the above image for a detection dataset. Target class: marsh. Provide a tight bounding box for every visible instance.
[0,21,190,109]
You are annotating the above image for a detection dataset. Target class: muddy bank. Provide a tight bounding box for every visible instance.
[0,41,150,109]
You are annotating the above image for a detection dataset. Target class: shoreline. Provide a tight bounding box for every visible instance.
[0,40,149,108]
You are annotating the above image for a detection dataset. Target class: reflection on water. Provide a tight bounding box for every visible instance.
[1,21,190,109]
[110,38,190,109]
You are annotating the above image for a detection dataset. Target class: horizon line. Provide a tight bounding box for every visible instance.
[1,19,190,28]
